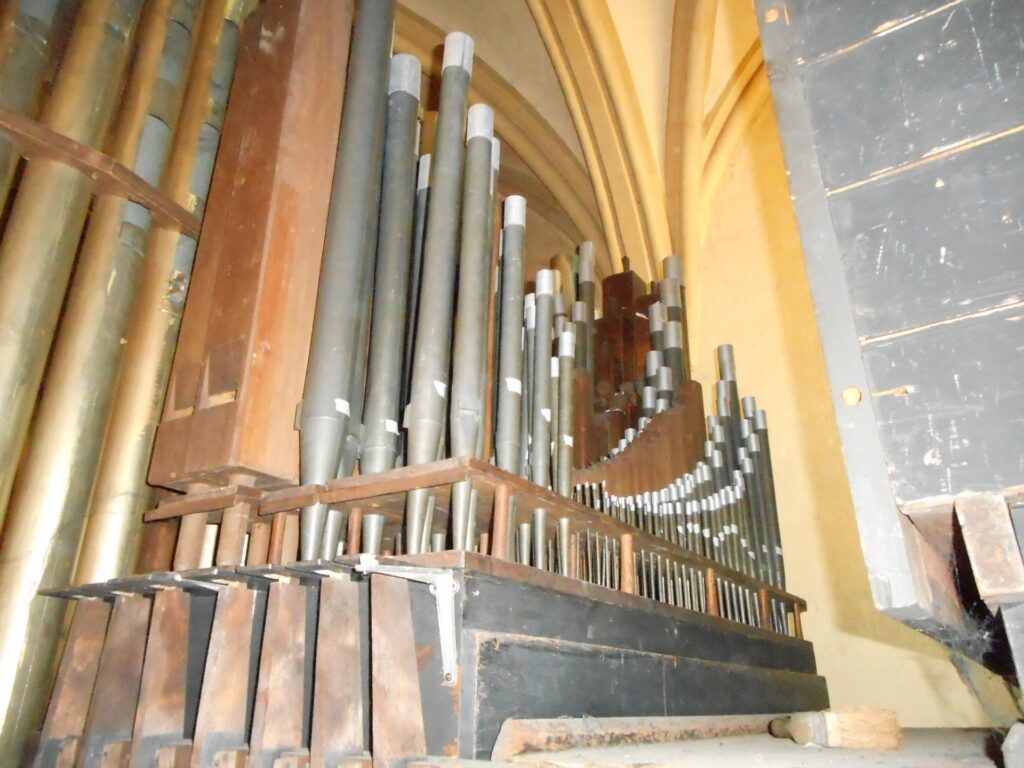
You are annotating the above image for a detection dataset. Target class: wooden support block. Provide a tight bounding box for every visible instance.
[130,588,216,767]
[620,534,635,595]
[272,753,310,768]
[370,575,427,768]
[955,493,1024,608]
[78,594,151,765]
[249,579,317,765]
[33,598,111,766]
[491,484,511,560]
[190,584,268,767]
[758,588,771,629]
[156,743,193,767]
[706,568,719,617]
[212,749,249,768]
[311,575,369,765]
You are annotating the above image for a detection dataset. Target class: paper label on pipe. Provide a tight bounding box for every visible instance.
[562,435,574,447]
[433,380,447,398]
[505,377,521,394]
[541,408,551,422]
[775,546,784,556]
[731,524,739,534]
[334,398,350,416]
[385,419,399,435]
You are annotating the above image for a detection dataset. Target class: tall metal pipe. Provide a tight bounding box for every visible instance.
[577,241,596,375]
[299,0,393,560]
[361,54,421,476]
[519,293,535,477]
[0,0,145,523]
[449,103,495,549]
[403,32,473,553]
[556,330,575,496]
[401,153,431,434]
[494,195,526,474]
[75,5,240,585]
[530,270,554,489]
[0,0,63,209]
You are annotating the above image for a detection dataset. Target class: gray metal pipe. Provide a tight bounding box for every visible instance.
[450,103,495,550]
[556,330,575,496]
[404,33,474,553]
[299,0,393,560]
[494,195,526,474]
[519,293,535,478]
[577,241,596,375]
[360,55,421,476]
[401,153,431,443]
[571,300,587,370]
[530,271,554,489]
[532,508,547,570]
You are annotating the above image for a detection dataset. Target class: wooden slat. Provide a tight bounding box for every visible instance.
[0,106,201,236]
[144,484,262,522]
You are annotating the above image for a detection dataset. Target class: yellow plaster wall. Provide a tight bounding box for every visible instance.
[692,98,1015,727]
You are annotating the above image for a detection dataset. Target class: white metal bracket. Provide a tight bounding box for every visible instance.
[355,555,460,685]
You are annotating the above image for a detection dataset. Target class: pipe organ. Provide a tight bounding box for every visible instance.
[0,0,827,765]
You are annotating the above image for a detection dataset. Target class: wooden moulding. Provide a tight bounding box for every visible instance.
[0,106,201,237]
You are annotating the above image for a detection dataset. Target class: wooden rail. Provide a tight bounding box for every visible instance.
[0,106,202,236]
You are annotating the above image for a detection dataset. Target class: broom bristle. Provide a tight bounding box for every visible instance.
[826,707,901,751]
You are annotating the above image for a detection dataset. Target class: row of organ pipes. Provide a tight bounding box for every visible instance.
[0,0,796,762]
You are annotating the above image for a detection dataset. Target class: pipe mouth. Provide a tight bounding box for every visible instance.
[491,136,501,171]
[754,409,768,431]
[664,320,683,347]
[443,31,475,74]
[524,293,536,327]
[389,53,422,99]
[571,301,587,321]
[467,103,494,141]
[504,195,526,227]
[535,269,554,295]
[741,395,757,418]
[417,154,431,190]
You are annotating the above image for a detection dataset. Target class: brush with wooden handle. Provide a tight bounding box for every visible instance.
[769,707,902,750]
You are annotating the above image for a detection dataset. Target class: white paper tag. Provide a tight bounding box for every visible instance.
[334,398,350,416]
[433,380,446,398]
[505,377,522,394]
[541,408,551,422]
[385,419,399,435]
[775,546,783,556]
[731,524,739,534]
[562,435,574,447]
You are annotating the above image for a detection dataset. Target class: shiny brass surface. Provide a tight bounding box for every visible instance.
[0,0,141,524]
[76,0,238,585]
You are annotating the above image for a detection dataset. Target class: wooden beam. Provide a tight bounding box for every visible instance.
[0,106,201,237]
[527,0,670,281]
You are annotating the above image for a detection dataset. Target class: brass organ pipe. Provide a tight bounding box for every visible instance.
[2,0,200,721]
[74,2,241,585]
[0,3,164,757]
[0,0,144,524]
[0,0,63,209]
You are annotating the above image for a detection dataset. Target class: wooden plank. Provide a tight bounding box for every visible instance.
[370,575,427,768]
[78,594,152,766]
[955,493,1024,607]
[249,579,315,766]
[33,599,111,767]
[130,589,216,767]
[189,584,267,767]
[0,106,200,236]
[492,714,779,760]
[311,576,369,765]
[144,484,262,522]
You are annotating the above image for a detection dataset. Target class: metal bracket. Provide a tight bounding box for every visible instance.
[355,555,460,686]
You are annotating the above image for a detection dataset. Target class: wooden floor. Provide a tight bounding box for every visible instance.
[497,730,997,767]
